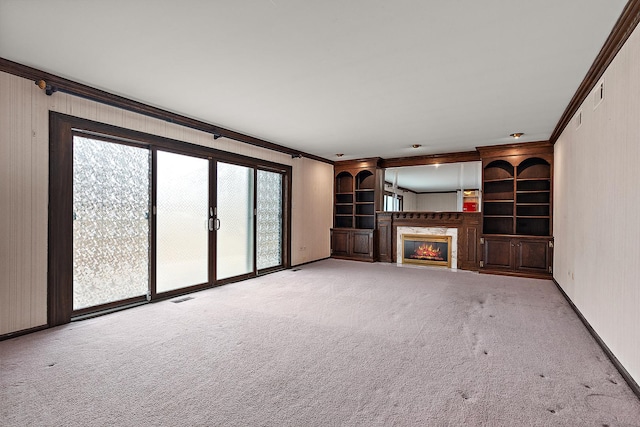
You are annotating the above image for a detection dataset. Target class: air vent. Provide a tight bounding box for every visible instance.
[171,296,194,303]
[594,79,604,109]
[292,268,301,272]
[576,110,583,129]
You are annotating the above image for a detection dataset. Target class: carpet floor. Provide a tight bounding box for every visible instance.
[1,259,639,426]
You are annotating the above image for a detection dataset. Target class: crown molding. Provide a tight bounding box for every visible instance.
[550,0,640,143]
[0,57,333,165]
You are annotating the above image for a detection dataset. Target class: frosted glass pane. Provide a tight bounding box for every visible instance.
[217,162,254,280]
[256,170,282,270]
[156,151,209,293]
[73,136,150,310]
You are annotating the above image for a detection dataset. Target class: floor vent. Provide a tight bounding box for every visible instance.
[172,296,194,304]
[292,268,301,272]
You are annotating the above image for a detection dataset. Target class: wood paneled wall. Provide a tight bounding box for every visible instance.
[291,157,333,264]
[554,24,640,385]
[0,71,333,336]
[0,73,48,335]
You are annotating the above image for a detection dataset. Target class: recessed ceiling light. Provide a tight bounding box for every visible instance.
[510,132,524,139]
[412,144,422,149]
[335,153,344,157]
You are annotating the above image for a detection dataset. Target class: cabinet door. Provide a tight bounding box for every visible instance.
[515,238,551,274]
[351,230,373,259]
[482,237,514,270]
[376,220,392,262]
[459,225,480,270]
[331,229,351,257]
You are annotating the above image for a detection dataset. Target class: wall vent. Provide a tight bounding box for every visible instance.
[576,110,583,129]
[593,79,604,109]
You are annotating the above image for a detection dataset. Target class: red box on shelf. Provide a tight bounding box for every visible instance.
[463,202,478,212]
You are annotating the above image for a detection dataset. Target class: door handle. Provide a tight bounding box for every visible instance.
[215,218,221,231]
[208,218,214,231]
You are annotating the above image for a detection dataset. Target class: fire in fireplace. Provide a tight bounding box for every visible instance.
[401,234,452,268]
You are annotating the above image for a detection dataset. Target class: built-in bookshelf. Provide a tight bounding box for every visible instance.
[482,158,551,236]
[331,158,383,262]
[335,171,354,228]
[478,142,553,278]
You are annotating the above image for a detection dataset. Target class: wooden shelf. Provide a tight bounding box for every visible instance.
[332,161,381,261]
[484,177,514,183]
[481,148,553,277]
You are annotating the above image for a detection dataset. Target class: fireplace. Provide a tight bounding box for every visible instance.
[401,234,452,268]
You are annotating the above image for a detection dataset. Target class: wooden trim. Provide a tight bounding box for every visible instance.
[550,0,640,143]
[0,324,49,341]
[283,168,293,269]
[476,141,553,158]
[291,257,331,268]
[72,295,148,318]
[381,151,480,168]
[478,269,552,280]
[56,112,293,172]
[552,279,640,400]
[334,157,383,170]
[0,57,333,165]
[48,112,74,327]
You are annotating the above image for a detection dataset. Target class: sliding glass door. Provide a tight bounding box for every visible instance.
[256,170,283,270]
[72,136,150,311]
[54,115,289,323]
[216,162,255,281]
[156,151,210,294]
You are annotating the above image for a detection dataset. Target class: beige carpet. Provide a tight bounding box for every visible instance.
[1,259,639,426]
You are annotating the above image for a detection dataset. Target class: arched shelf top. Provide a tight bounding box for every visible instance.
[336,170,354,178]
[356,170,375,190]
[484,160,514,181]
[517,157,550,180]
[335,171,354,193]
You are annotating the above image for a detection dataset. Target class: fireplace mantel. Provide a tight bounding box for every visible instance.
[392,212,464,222]
[376,211,481,271]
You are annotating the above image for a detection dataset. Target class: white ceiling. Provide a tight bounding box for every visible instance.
[0,1,628,161]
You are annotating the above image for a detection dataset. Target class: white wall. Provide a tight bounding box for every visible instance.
[0,71,333,335]
[554,24,640,385]
[416,192,457,212]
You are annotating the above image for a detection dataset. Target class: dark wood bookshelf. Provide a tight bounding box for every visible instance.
[478,142,553,278]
